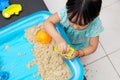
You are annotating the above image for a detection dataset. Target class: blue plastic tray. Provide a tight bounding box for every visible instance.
[0,11,84,80]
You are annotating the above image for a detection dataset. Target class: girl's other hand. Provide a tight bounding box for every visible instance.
[57,41,67,53]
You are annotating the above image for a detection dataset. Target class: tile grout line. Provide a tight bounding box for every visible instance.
[107,55,120,78]
[99,42,120,78]
[107,48,120,56]
[85,48,120,66]
[85,55,107,66]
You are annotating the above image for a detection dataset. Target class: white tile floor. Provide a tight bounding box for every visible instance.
[44,0,120,80]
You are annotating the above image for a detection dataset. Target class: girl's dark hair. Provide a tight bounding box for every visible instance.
[66,0,102,26]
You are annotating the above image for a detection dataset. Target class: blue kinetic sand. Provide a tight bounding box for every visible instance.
[0,71,9,80]
[0,0,9,11]
[0,11,84,80]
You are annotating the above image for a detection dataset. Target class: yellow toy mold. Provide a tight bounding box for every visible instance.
[2,4,22,18]
[54,45,75,57]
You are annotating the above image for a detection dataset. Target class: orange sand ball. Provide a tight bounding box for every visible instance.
[36,30,52,44]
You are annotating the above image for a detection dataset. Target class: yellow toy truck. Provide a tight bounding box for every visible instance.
[2,4,22,18]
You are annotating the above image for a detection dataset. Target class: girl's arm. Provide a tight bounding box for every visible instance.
[67,36,99,59]
[78,36,99,57]
[43,13,67,52]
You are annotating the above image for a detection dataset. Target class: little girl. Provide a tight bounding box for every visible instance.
[44,0,104,59]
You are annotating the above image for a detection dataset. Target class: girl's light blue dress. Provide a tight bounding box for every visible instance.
[57,8,104,50]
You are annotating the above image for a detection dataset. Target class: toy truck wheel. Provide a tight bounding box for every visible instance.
[2,13,11,18]
[15,11,19,15]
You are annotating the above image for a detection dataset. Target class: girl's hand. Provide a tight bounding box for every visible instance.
[57,39,67,53]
